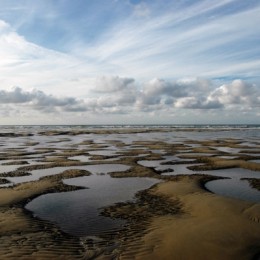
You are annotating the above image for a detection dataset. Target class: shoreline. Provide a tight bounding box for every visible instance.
[0,124,260,138]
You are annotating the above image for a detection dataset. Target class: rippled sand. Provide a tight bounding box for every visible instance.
[118,177,260,260]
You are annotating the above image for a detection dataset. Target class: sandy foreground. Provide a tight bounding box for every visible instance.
[119,177,260,260]
[0,128,259,259]
[0,176,259,259]
[0,171,90,259]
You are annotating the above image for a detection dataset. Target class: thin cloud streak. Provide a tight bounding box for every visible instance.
[81,4,260,78]
[0,1,259,81]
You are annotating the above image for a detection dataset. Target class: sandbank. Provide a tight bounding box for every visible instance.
[117,177,260,260]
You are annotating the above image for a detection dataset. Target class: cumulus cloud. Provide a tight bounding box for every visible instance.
[0,87,87,112]
[90,77,260,111]
[0,20,10,32]
[0,87,31,103]
[92,76,138,109]
[0,77,259,123]
[174,97,223,109]
[137,77,217,109]
[138,78,184,106]
[94,76,135,93]
[208,80,260,107]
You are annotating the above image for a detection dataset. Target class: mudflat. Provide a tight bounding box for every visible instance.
[0,126,259,259]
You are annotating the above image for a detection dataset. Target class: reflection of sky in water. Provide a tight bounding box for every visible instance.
[214,146,241,154]
[26,175,160,237]
[206,179,260,203]
[67,155,91,162]
[7,164,130,184]
[138,155,260,202]
[217,156,239,159]
[0,164,22,173]
[0,159,44,174]
[249,160,260,163]
[88,149,119,156]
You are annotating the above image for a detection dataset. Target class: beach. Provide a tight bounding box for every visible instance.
[0,125,259,259]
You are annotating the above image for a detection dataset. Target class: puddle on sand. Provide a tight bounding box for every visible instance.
[26,175,160,237]
[0,159,37,173]
[0,164,24,173]
[202,168,260,203]
[205,179,260,203]
[217,156,239,159]
[88,149,119,156]
[249,160,260,163]
[138,156,260,203]
[7,164,131,184]
[68,155,91,162]
[214,147,241,154]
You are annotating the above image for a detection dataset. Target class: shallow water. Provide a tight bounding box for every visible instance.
[138,155,192,168]
[217,156,239,159]
[249,160,260,163]
[0,164,23,173]
[0,159,45,174]
[88,149,119,156]
[215,146,241,154]
[206,179,260,203]
[67,155,91,162]
[203,168,260,202]
[7,164,131,184]
[138,155,260,202]
[26,175,160,237]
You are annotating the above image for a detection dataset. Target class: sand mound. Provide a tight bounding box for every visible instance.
[119,177,260,260]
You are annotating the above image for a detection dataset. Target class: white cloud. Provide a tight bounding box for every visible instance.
[0,76,260,113]
[1,77,258,124]
[93,76,135,93]
[0,19,99,97]
[0,87,87,113]
[0,20,10,31]
[208,80,260,107]
[174,97,222,109]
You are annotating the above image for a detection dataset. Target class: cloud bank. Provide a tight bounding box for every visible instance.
[1,77,259,124]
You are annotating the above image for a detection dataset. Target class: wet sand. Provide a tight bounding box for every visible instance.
[117,177,260,260]
[0,127,259,259]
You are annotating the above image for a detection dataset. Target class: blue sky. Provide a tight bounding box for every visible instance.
[0,0,259,124]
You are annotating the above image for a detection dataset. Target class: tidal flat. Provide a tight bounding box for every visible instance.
[0,125,259,259]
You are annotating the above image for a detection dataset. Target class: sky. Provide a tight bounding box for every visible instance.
[0,0,259,125]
